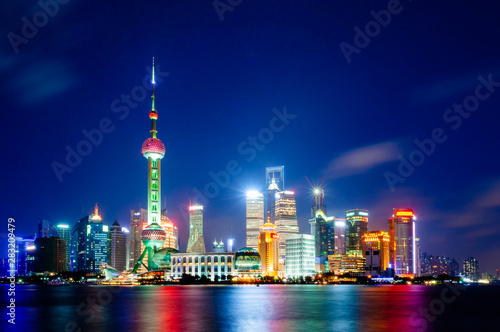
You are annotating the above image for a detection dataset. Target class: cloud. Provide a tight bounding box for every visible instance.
[323,141,400,180]
[473,179,500,208]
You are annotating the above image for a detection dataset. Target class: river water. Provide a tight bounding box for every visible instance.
[1,284,498,331]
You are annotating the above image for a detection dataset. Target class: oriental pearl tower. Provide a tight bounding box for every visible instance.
[133,58,167,273]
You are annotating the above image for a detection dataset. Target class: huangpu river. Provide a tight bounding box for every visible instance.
[2,284,498,331]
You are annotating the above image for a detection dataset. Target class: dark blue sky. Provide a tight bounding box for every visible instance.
[1,1,500,273]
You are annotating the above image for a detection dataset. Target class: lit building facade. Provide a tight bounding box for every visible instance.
[246,191,264,250]
[275,190,299,260]
[85,204,109,273]
[420,252,459,277]
[109,220,127,272]
[170,252,235,281]
[285,234,315,279]
[388,209,416,276]
[55,224,71,271]
[314,210,335,272]
[334,219,346,255]
[34,237,67,273]
[187,205,205,253]
[265,166,284,224]
[258,221,280,277]
[234,247,262,277]
[362,230,390,271]
[159,209,178,250]
[463,257,479,280]
[71,214,91,272]
[328,253,366,276]
[345,209,368,255]
[129,208,147,270]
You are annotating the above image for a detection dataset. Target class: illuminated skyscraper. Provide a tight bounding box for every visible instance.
[246,191,264,250]
[334,219,346,255]
[345,209,368,255]
[33,237,67,273]
[85,204,109,273]
[362,230,390,271]
[275,190,299,260]
[187,205,205,253]
[388,209,416,276]
[109,220,127,272]
[258,220,280,277]
[265,166,284,223]
[314,210,335,272]
[55,224,71,271]
[285,234,315,278]
[129,208,147,269]
[309,186,327,235]
[160,209,178,250]
[71,214,91,272]
[463,257,479,280]
[133,58,167,273]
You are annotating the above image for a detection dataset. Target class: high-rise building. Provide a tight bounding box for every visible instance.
[463,257,479,280]
[187,205,206,253]
[160,209,178,250]
[265,166,284,223]
[258,221,280,277]
[334,219,346,255]
[33,237,67,273]
[309,186,327,235]
[285,234,315,279]
[109,220,127,272]
[129,208,147,270]
[275,190,299,260]
[246,191,264,250]
[71,214,91,272]
[55,224,71,271]
[37,219,59,238]
[133,59,168,273]
[85,204,109,273]
[362,230,390,271]
[15,236,36,276]
[314,210,335,272]
[345,209,368,255]
[388,209,416,276]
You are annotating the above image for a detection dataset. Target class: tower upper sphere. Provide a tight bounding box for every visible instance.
[142,137,165,160]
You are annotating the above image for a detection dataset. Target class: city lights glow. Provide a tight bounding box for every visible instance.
[26,245,36,251]
[246,191,263,198]
[359,212,368,216]
[189,205,203,211]
[335,221,346,227]
[56,224,69,228]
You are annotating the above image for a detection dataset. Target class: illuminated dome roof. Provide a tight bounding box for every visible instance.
[141,138,165,160]
[234,247,261,271]
[141,223,166,248]
[151,247,180,270]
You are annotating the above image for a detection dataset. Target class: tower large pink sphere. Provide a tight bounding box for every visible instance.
[141,137,165,160]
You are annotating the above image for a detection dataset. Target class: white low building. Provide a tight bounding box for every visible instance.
[170,252,235,281]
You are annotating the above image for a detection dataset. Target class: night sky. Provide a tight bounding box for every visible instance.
[1,1,500,273]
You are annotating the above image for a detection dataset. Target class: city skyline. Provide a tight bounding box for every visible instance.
[2,1,500,275]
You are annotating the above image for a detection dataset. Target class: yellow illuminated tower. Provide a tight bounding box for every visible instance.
[133,58,166,273]
[258,218,280,277]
